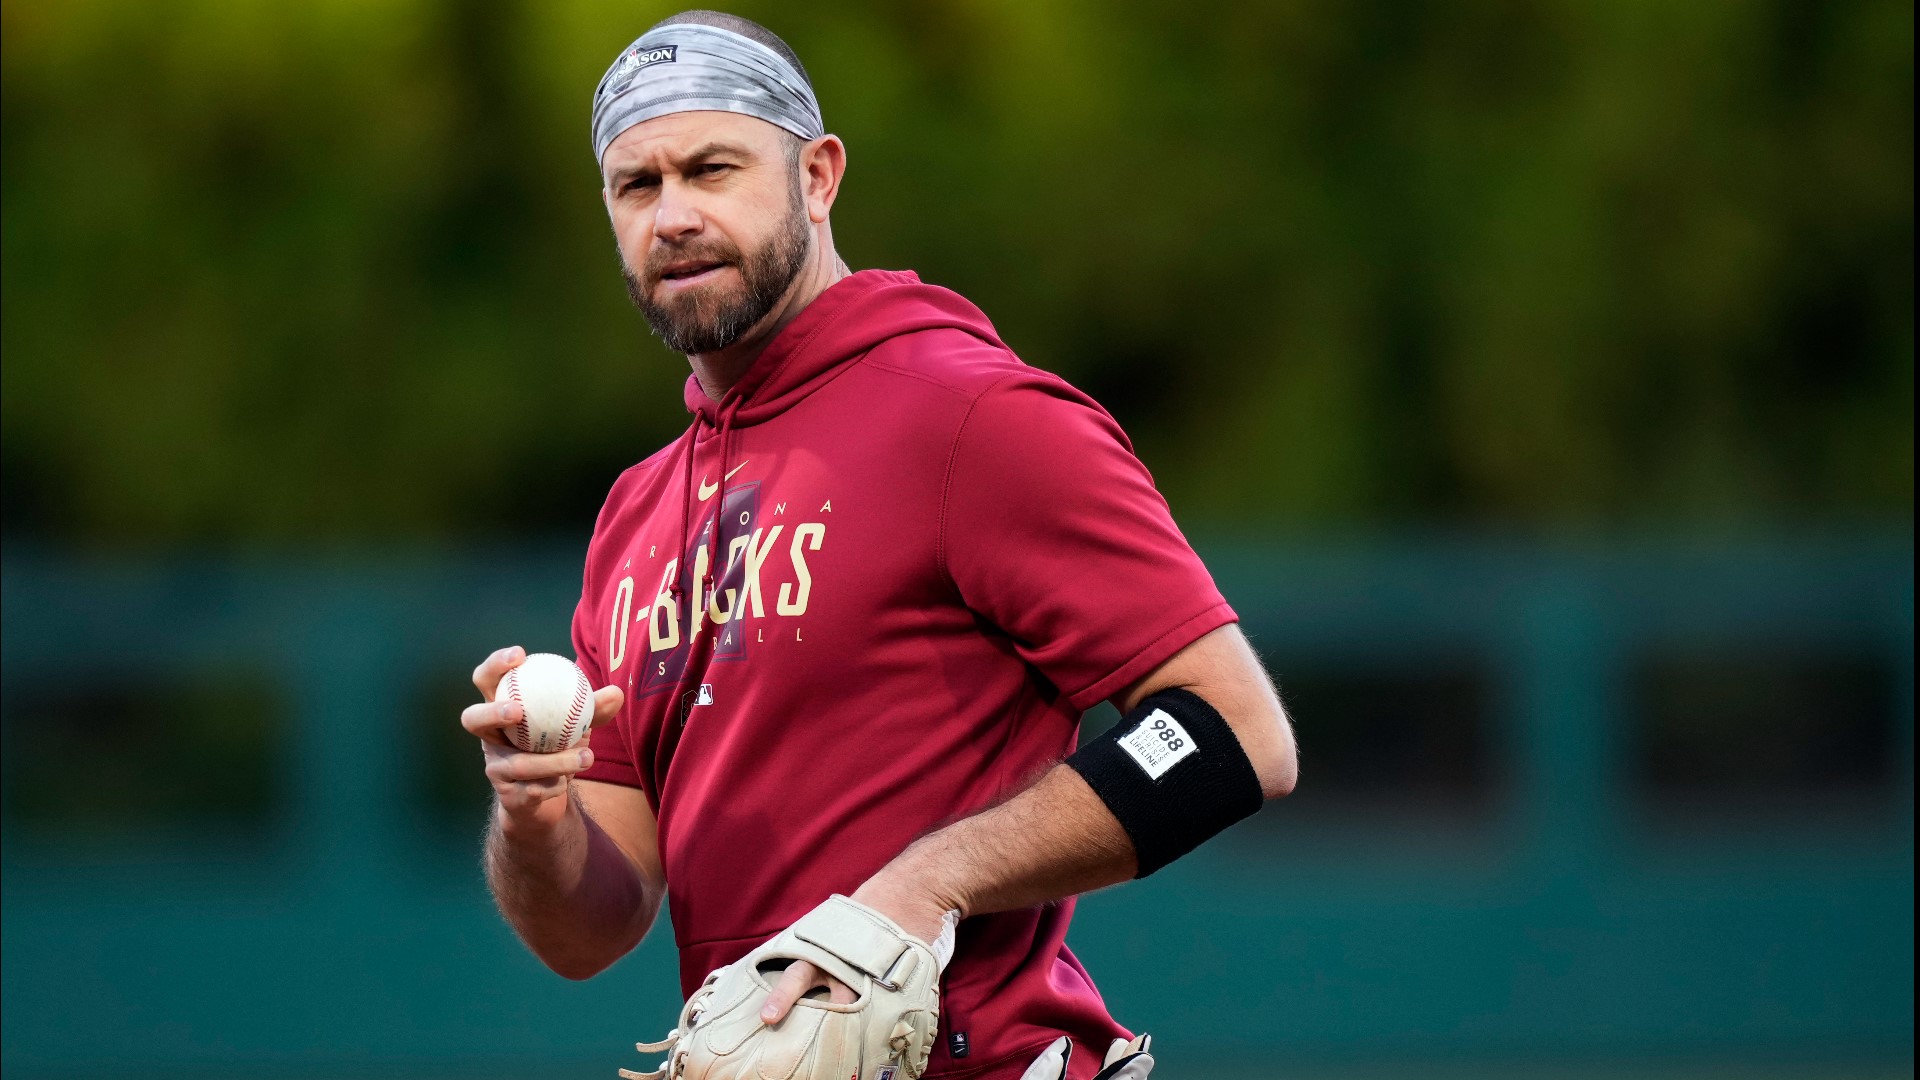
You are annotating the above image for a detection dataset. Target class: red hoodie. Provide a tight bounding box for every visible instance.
[572,269,1235,1079]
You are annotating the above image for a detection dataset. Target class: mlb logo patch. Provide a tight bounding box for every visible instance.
[694,683,714,706]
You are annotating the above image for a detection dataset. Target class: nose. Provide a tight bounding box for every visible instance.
[653,179,703,244]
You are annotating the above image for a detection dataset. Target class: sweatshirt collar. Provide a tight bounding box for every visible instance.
[680,269,919,427]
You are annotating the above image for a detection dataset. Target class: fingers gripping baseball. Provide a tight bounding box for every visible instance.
[471,645,525,702]
[464,646,623,818]
[483,686,622,814]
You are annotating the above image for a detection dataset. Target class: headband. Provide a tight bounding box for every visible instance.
[591,23,824,164]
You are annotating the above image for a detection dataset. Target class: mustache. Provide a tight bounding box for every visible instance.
[642,240,743,284]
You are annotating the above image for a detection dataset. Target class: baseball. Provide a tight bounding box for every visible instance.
[497,652,595,754]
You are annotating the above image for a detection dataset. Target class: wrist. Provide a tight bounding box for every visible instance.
[852,856,967,946]
[493,783,575,842]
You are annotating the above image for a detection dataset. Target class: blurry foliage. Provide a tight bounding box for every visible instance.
[1,0,1911,547]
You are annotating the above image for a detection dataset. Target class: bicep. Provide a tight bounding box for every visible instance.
[1112,623,1297,798]
[575,778,666,891]
[945,376,1234,708]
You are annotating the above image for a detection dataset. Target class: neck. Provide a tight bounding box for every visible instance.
[689,236,848,401]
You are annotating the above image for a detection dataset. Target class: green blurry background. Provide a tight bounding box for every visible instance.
[0,1,1911,1078]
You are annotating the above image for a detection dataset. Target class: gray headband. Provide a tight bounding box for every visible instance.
[591,23,824,164]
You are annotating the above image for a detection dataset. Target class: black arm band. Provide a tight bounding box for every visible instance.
[1066,687,1264,877]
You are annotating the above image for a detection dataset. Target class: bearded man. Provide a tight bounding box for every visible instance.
[461,11,1298,1080]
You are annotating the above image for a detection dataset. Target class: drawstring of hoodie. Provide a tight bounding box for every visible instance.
[702,398,744,597]
[669,417,703,603]
[666,394,746,720]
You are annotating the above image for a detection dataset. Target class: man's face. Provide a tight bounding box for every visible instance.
[601,112,811,355]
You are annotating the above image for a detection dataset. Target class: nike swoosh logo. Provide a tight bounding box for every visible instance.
[697,460,749,502]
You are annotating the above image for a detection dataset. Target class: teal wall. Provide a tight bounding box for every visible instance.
[1,538,1912,1077]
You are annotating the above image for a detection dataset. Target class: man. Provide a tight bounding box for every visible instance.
[461,11,1297,1080]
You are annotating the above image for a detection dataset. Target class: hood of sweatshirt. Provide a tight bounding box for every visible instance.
[679,268,1007,428]
[657,269,1008,704]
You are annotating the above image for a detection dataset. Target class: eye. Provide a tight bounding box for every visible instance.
[622,175,659,195]
[698,163,733,177]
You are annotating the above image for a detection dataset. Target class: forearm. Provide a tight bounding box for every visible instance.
[485,787,661,980]
[860,628,1295,939]
[858,764,1134,929]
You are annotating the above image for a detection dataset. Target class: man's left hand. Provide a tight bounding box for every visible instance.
[759,874,956,1024]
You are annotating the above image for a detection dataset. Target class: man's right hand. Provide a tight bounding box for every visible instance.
[464,645,625,829]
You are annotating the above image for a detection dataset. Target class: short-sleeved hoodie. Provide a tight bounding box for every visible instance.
[573,269,1235,1079]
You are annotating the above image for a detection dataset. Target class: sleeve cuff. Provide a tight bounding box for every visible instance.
[1066,600,1239,712]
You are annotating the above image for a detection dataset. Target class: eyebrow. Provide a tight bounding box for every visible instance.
[606,141,760,188]
[685,141,757,163]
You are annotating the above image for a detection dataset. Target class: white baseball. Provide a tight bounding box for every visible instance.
[497,653,595,754]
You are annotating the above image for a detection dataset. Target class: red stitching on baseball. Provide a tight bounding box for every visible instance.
[504,675,532,751]
[557,671,592,749]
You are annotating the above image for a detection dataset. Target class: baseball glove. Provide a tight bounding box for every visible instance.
[621,895,954,1080]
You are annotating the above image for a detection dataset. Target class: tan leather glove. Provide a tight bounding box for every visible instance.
[622,895,955,1080]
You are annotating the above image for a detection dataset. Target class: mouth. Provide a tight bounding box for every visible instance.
[656,260,731,288]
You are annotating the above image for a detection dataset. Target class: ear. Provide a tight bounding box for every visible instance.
[800,134,847,224]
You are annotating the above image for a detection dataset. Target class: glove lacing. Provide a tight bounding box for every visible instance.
[619,979,720,1080]
[887,1010,937,1078]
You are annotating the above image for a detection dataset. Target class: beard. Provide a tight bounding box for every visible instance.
[622,183,812,356]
